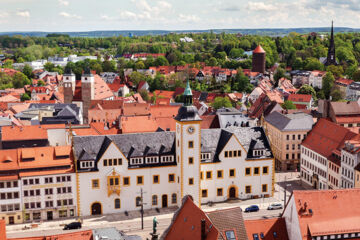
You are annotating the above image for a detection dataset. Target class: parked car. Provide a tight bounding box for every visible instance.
[244,205,259,212]
[63,221,82,230]
[267,203,283,210]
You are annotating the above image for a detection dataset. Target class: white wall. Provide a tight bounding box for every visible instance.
[282,195,302,240]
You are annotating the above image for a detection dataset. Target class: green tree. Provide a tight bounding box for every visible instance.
[3,59,13,69]
[234,68,251,92]
[135,61,145,70]
[282,100,296,110]
[326,65,344,78]
[273,67,285,87]
[304,58,323,71]
[13,72,30,88]
[37,80,45,86]
[229,48,244,59]
[44,62,55,72]
[330,89,342,101]
[317,90,325,100]
[211,97,232,109]
[322,72,335,100]
[292,57,303,70]
[154,56,169,66]
[129,71,145,86]
[138,89,150,102]
[298,84,316,99]
[207,57,218,66]
[22,64,33,79]
[21,93,31,101]
[353,70,360,82]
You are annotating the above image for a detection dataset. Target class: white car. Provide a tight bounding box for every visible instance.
[267,203,283,210]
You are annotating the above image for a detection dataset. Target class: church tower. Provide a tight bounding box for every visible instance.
[174,80,202,206]
[81,67,94,123]
[325,21,337,66]
[252,45,266,73]
[63,67,76,104]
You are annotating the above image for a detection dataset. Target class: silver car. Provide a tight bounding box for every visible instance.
[267,203,283,210]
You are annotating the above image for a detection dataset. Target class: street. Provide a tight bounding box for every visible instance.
[6,172,305,239]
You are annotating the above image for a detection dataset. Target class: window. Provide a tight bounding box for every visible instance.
[245,167,251,176]
[217,188,223,196]
[225,230,236,240]
[206,171,212,179]
[152,195,158,206]
[200,172,203,180]
[254,167,260,175]
[262,184,268,192]
[137,176,144,185]
[136,197,141,207]
[253,234,260,240]
[168,174,175,182]
[92,179,99,189]
[217,170,223,179]
[263,166,269,174]
[188,157,193,164]
[189,178,194,185]
[104,159,108,166]
[245,185,251,194]
[172,193,177,204]
[153,175,159,184]
[59,210,67,218]
[188,141,194,148]
[229,169,235,177]
[201,189,208,198]
[286,135,289,140]
[108,176,120,186]
[123,177,130,186]
[114,198,121,209]
[33,212,41,220]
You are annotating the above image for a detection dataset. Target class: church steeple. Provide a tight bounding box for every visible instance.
[183,79,193,106]
[325,21,337,66]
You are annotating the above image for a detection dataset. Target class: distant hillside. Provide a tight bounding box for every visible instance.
[0,27,359,37]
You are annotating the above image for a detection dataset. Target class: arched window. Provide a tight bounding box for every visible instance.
[136,196,141,207]
[114,198,120,209]
[171,193,177,204]
[152,195,158,206]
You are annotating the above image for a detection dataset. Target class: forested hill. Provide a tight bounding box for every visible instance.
[0,27,359,37]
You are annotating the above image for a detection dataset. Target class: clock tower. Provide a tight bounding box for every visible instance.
[174,80,202,206]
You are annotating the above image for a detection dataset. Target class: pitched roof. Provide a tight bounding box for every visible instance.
[207,207,248,240]
[330,101,360,115]
[302,118,356,158]
[1,125,48,141]
[8,230,93,240]
[253,45,265,53]
[265,111,314,131]
[73,74,114,101]
[0,94,20,102]
[120,115,159,133]
[288,94,312,103]
[244,218,289,240]
[290,189,360,239]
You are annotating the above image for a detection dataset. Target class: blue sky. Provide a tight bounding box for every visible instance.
[1,0,359,32]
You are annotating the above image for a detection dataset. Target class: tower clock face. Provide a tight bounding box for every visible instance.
[187,126,195,134]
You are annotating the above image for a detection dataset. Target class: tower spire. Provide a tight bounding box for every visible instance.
[325,20,337,66]
[183,79,193,106]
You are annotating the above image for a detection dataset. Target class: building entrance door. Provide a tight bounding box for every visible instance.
[162,195,168,208]
[47,211,53,220]
[229,187,237,198]
[91,202,102,215]
[8,216,14,224]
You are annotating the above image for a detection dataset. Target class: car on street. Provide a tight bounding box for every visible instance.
[244,205,259,212]
[63,221,82,230]
[267,203,283,210]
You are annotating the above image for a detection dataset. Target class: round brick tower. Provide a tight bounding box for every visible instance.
[252,45,266,74]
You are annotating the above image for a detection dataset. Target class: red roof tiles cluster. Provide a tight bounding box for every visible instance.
[244,218,289,240]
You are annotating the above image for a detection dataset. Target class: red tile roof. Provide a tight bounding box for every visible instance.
[1,125,48,141]
[120,115,159,133]
[73,74,114,101]
[290,189,360,239]
[288,94,312,103]
[302,118,356,158]
[253,45,265,53]
[8,230,93,240]
[335,78,354,86]
[244,218,289,240]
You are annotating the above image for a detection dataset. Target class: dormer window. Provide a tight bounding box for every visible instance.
[160,156,174,163]
[253,150,263,157]
[80,161,94,168]
[130,157,143,165]
[201,153,211,160]
[145,156,159,164]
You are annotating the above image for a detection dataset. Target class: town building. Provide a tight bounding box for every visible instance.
[300,119,356,189]
[244,218,289,240]
[309,70,325,89]
[346,81,360,100]
[335,78,353,98]
[283,189,360,240]
[73,81,274,217]
[264,111,314,171]
[252,45,266,74]
[290,71,310,88]
[287,94,312,109]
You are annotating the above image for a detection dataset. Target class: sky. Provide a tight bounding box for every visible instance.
[1,0,360,32]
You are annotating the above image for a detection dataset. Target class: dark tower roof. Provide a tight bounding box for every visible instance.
[324,21,337,66]
[64,67,74,76]
[174,79,201,122]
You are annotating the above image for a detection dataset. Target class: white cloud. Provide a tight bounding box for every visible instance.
[16,10,30,18]
[246,2,277,11]
[178,14,200,23]
[0,12,9,18]
[59,0,69,6]
[59,12,82,19]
